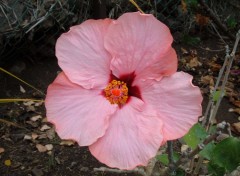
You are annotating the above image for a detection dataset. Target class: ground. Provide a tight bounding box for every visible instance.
[0,34,239,176]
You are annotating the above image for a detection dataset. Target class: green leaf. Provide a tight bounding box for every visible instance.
[175,168,185,176]
[185,0,198,7]
[227,17,237,29]
[212,90,225,102]
[182,123,208,149]
[157,154,169,165]
[208,163,226,176]
[199,142,216,160]
[208,137,240,175]
[157,152,180,166]
[182,35,201,46]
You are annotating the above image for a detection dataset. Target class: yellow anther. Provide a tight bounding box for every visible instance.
[104,80,128,105]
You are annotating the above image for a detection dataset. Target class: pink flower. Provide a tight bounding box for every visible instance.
[45,12,202,170]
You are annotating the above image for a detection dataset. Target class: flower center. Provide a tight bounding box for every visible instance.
[104,80,128,105]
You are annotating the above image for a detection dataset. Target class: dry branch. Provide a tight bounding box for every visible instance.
[198,0,235,40]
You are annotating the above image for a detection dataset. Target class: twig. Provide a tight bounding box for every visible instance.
[162,122,226,176]
[209,21,227,45]
[93,167,147,176]
[0,67,45,95]
[145,157,157,176]
[25,2,57,33]
[198,0,235,40]
[0,5,12,29]
[193,121,228,175]
[207,30,240,129]
[0,119,26,130]
[129,0,145,14]
[202,29,240,129]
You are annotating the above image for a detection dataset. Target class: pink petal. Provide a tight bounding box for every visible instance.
[45,72,117,146]
[141,72,203,140]
[105,12,176,79]
[133,48,177,88]
[56,19,113,89]
[89,97,163,170]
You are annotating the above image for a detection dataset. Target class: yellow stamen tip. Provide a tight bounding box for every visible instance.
[104,80,128,105]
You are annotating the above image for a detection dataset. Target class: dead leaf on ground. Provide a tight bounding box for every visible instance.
[181,47,188,55]
[4,159,11,166]
[26,105,36,112]
[195,13,210,26]
[208,62,222,72]
[20,85,26,93]
[181,144,189,153]
[40,124,51,131]
[0,147,5,154]
[60,140,75,146]
[23,135,32,140]
[31,115,42,122]
[46,128,55,140]
[232,122,240,134]
[38,133,47,139]
[188,57,202,68]
[201,75,215,86]
[232,100,240,108]
[34,101,44,107]
[32,133,38,140]
[36,144,47,152]
[45,144,53,151]
[229,108,240,114]
[23,101,35,106]
[181,0,187,14]
[41,117,48,123]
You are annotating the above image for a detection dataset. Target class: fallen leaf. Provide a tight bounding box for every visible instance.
[32,133,38,140]
[20,85,26,93]
[181,47,188,55]
[34,101,44,107]
[45,144,53,151]
[201,75,214,86]
[40,124,51,131]
[41,117,48,123]
[232,122,240,134]
[208,62,222,72]
[38,134,47,139]
[46,128,55,140]
[216,133,229,141]
[26,105,36,112]
[195,13,210,26]
[229,108,240,114]
[31,115,42,122]
[4,159,11,166]
[233,100,240,108]
[23,101,35,106]
[26,121,38,128]
[0,147,5,154]
[32,166,44,176]
[23,135,32,140]
[60,140,75,146]
[36,144,47,152]
[181,0,187,13]
[181,144,189,153]
[188,57,201,68]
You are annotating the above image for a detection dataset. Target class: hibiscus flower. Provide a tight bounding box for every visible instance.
[45,12,202,170]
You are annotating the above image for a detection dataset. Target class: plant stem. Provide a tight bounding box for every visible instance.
[167,141,176,175]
